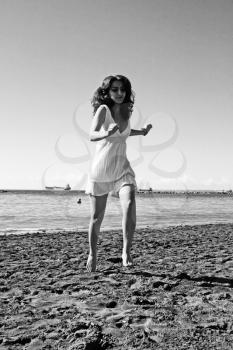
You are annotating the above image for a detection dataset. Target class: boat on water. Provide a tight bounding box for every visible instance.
[45,184,71,191]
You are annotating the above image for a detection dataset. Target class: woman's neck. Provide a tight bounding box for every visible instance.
[111,103,130,121]
[111,104,121,113]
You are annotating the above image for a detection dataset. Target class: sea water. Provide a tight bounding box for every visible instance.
[0,190,233,235]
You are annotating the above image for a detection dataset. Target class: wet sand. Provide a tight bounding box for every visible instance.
[1,223,233,349]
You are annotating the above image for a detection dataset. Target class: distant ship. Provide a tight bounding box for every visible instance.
[45,184,71,191]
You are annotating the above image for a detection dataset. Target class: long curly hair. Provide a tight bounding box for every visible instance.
[91,75,135,120]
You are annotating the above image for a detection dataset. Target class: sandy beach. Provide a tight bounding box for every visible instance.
[1,223,233,349]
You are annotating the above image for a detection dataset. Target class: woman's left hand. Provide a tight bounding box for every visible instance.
[141,124,152,136]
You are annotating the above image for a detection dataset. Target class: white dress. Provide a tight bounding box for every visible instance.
[85,104,137,196]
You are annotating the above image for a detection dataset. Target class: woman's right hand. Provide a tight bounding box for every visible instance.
[108,123,119,136]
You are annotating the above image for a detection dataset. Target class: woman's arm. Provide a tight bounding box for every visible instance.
[90,106,119,141]
[130,124,152,137]
[130,129,144,136]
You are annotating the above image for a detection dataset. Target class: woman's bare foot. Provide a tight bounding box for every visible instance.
[86,254,97,272]
[122,253,133,267]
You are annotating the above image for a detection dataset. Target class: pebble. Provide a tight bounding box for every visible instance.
[1,223,233,349]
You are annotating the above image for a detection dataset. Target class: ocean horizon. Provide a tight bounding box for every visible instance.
[1,190,233,235]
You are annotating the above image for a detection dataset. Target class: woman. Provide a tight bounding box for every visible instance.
[85,75,152,272]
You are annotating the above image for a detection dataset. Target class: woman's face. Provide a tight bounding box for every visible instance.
[109,80,126,104]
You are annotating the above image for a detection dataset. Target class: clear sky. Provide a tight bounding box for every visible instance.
[1,0,233,190]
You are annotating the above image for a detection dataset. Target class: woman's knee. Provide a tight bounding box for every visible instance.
[123,202,136,227]
[90,211,104,226]
[122,195,135,213]
[89,194,107,226]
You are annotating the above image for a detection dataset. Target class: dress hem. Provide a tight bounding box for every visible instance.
[85,173,137,196]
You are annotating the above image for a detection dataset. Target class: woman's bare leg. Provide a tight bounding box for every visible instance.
[86,193,108,272]
[119,185,136,266]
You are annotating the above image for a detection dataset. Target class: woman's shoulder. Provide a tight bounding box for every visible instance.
[95,104,110,113]
[93,104,110,126]
[94,104,110,118]
[95,104,108,114]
